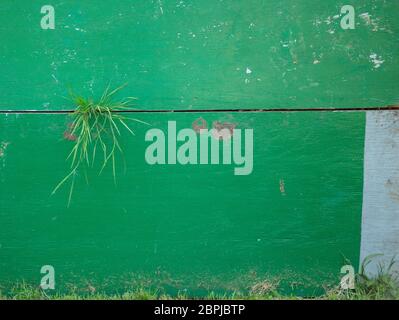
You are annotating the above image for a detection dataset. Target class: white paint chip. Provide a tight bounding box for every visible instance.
[369,53,385,69]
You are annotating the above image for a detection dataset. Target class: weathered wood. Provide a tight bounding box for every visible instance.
[0,0,398,110]
[360,111,399,276]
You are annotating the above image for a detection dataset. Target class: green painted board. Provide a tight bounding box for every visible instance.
[2,0,395,296]
[0,112,365,294]
[0,0,398,111]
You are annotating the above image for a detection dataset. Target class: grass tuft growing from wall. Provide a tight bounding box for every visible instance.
[52,84,148,206]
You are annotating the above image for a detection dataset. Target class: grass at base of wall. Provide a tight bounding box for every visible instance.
[1,257,398,300]
[1,278,398,300]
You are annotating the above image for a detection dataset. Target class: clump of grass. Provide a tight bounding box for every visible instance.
[324,255,399,300]
[354,255,398,299]
[52,84,148,206]
[250,279,280,296]
[4,281,47,300]
[121,288,159,300]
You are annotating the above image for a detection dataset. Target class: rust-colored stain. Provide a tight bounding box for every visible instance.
[192,118,237,134]
[63,122,77,141]
[192,118,237,141]
[212,121,236,140]
[192,117,207,133]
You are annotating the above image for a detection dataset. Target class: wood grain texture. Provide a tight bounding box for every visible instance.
[360,111,399,275]
[0,112,365,293]
[0,0,398,111]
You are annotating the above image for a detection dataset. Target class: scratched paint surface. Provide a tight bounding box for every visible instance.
[0,112,364,293]
[0,0,398,111]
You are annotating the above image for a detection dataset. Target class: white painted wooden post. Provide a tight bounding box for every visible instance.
[360,110,399,276]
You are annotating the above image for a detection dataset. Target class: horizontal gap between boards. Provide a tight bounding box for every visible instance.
[0,106,398,114]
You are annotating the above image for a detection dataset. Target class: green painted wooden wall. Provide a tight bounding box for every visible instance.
[0,0,398,295]
[0,112,365,294]
[0,0,398,111]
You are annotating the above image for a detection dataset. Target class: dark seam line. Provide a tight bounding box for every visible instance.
[0,106,398,114]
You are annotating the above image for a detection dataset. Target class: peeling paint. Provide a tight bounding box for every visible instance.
[279,179,286,196]
[369,53,385,69]
[0,142,10,158]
